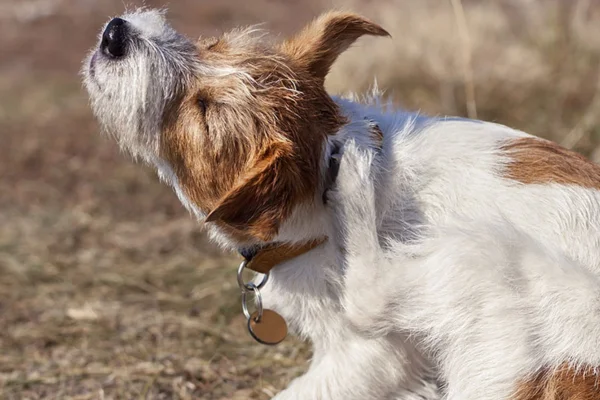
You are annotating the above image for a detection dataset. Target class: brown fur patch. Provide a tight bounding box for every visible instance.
[161,36,342,241]
[160,12,389,241]
[204,142,311,241]
[513,364,600,400]
[502,137,600,190]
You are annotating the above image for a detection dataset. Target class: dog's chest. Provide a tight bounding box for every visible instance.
[259,244,346,342]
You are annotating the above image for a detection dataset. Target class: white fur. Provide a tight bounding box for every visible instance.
[82,10,600,400]
[266,101,600,399]
[81,8,198,163]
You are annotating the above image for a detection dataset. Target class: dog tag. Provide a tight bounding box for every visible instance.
[248,309,287,345]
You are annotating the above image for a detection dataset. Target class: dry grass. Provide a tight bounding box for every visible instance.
[1,0,600,398]
[329,0,600,158]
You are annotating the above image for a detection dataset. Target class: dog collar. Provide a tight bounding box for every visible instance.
[236,238,327,345]
[238,237,328,274]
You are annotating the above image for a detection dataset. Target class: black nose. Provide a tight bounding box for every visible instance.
[101,18,129,58]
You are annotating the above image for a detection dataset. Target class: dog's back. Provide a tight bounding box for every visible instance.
[377,115,600,271]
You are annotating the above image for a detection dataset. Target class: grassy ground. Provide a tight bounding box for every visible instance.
[2,0,600,399]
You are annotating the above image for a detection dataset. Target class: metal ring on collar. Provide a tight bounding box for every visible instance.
[237,259,269,291]
[241,283,263,322]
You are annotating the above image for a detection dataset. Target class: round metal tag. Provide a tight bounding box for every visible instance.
[248,309,287,345]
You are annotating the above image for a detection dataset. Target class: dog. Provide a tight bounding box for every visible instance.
[82,8,600,399]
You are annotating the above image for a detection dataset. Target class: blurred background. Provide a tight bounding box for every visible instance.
[2,0,600,398]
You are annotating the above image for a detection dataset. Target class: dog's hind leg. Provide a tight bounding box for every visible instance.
[327,140,395,335]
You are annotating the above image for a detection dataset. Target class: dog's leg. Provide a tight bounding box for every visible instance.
[326,140,394,335]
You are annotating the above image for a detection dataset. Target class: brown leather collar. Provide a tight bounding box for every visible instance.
[240,237,327,274]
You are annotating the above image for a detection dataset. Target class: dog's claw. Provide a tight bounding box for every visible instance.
[323,147,342,204]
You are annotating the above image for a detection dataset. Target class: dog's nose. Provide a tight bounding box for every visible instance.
[101,18,129,58]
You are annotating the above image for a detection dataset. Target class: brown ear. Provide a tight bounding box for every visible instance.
[205,142,307,242]
[281,11,390,80]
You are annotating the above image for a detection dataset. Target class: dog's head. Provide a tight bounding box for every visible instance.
[83,9,388,244]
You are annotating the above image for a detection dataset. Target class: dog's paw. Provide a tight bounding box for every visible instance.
[325,140,377,206]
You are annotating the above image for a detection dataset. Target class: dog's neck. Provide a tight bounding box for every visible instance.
[206,97,401,253]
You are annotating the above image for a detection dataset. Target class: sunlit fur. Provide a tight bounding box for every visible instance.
[326,136,600,399]
[83,9,600,400]
[84,9,354,244]
[82,9,196,162]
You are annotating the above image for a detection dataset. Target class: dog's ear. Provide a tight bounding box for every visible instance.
[281,11,389,81]
[205,142,306,241]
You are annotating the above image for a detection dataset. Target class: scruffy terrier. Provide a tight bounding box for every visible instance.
[83,8,600,400]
